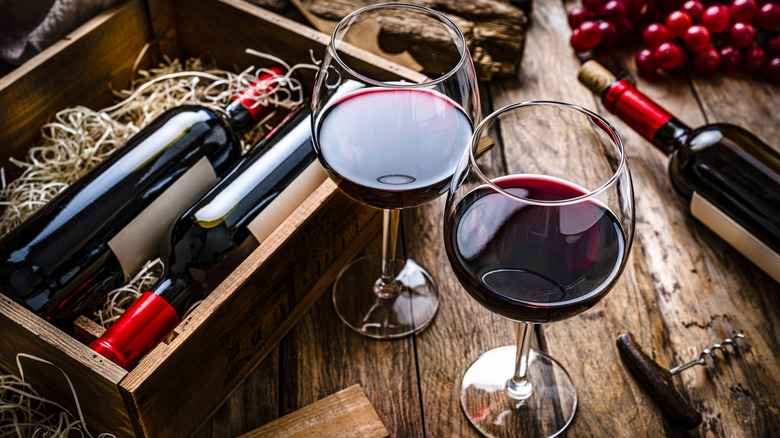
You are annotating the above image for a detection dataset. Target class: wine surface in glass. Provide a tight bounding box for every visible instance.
[445,175,627,323]
[316,87,472,209]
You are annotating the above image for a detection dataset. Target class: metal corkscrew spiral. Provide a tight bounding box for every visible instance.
[616,332,747,429]
[669,333,746,375]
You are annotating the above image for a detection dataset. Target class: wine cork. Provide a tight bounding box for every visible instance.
[578,60,617,97]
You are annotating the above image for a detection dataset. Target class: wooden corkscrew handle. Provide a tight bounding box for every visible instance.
[616,332,702,429]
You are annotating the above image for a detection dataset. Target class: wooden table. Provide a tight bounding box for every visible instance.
[197,1,780,436]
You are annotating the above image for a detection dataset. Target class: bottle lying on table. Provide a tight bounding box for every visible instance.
[90,102,326,369]
[0,65,289,328]
[578,60,780,283]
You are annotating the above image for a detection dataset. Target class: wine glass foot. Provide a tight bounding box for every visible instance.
[461,346,577,438]
[332,254,439,339]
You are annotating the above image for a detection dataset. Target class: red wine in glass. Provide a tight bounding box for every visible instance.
[445,174,628,323]
[315,87,473,209]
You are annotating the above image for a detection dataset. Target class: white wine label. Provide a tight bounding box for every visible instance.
[691,191,780,283]
[109,157,218,278]
[246,161,328,244]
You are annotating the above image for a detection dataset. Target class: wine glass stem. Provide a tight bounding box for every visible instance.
[374,209,401,299]
[507,322,535,401]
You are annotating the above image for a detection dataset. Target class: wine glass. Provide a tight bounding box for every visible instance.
[444,101,634,436]
[311,3,480,339]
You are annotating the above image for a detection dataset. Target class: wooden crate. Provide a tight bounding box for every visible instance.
[0,0,416,435]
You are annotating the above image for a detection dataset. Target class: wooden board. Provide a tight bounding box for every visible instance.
[197,0,780,436]
[238,384,388,438]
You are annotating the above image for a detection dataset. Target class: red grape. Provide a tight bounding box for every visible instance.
[684,25,712,51]
[615,19,634,40]
[571,29,590,52]
[730,0,758,22]
[719,45,742,72]
[644,23,671,49]
[636,49,659,77]
[768,37,780,55]
[598,21,620,47]
[621,0,779,82]
[702,5,731,33]
[661,0,683,9]
[568,6,594,29]
[669,50,692,74]
[623,0,643,16]
[755,3,780,30]
[654,42,683,69]
[603,0,628,22]
[582,0,604,14]
[694,47,721,74]
[682,0,705,22]
[645,2,665,21]
[729,22,756,47]
[666,11,694,38]
[577,21,603,49]
[767,56,780,84]
[742,45,767,72]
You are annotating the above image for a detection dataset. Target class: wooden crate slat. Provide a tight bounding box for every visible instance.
[0,0,151,172]
[0,295,132,436]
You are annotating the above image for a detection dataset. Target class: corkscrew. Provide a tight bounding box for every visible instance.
[616,332,746,429]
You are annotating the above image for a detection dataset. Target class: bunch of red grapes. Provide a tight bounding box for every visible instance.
[568,0,780,84]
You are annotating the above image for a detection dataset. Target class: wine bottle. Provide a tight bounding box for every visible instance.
[578,60,780,283]
[89,103,328,369]
[0,66,287,326]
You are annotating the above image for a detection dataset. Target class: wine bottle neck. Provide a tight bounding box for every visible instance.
[150,273,192,315]
[602,79,691,155]
[653,117,689,153]
[226,101,255,136]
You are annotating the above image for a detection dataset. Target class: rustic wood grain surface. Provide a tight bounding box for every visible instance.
[292,0,528,81]
[196,1,780,436]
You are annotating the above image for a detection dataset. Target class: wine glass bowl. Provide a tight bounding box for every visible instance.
[444,101,634,436]
[312,3,479,339]
[314,86,473,209]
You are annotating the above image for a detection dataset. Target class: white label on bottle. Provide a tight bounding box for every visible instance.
[246,161,329,244]
[690,191,780,283]
[109,157,218,279]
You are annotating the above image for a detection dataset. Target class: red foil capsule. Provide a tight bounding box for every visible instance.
[602,79,675,143]
[89,292,179,370]
[232,65,287,124]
